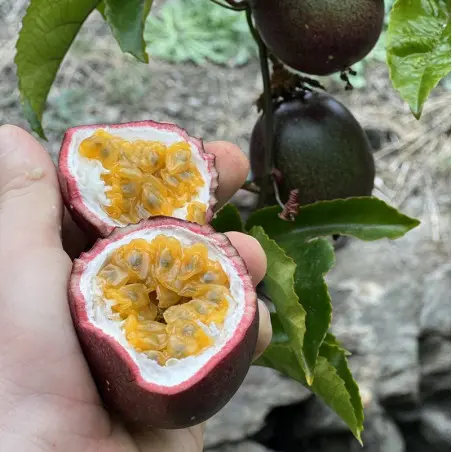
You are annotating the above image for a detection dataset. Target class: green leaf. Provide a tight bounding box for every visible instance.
[312,356,363,443]
[251,227,335,383]
[269,313,289,344]
[250,227,310,380]
[97,2,106,18]
[285,238,335,383]
[15,0,100,139]
[256,340,364,442]
[247,198,419,374]
[252,233,363,439]
[254,342,306,383]
[211,204,244,233]
[103,0,153,63]
[323,332,351,355]
[246,197,420,244]
[386,0,451,118]
[319,337,364,432]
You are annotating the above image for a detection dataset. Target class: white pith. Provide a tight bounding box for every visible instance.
[67,126,212,227]
[80,226,246,387]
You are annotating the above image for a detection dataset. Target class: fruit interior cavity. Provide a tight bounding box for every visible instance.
[79,130,207,225]
[96,235,234,366]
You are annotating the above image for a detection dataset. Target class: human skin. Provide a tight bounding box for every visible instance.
[0,124,272,452]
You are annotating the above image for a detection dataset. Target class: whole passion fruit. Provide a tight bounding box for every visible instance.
[69,216,258,428]
[250,0,385,75]
[59,121,218,237]
[250,91,375,205]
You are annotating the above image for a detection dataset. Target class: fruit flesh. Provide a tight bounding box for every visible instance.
[70,217,258,428]
[79,130,207,224]
[97,236,231,365]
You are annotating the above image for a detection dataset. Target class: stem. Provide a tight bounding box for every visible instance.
[241,181,261,194]
[246,7,274,208]
[224,0,248,8]
[209,0,248,10]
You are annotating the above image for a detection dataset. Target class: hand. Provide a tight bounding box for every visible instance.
[0,125,272,452]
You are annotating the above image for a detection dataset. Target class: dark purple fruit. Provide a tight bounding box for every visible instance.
[250,91,375,206]
[250,0,385,76]
[69,217,258,429]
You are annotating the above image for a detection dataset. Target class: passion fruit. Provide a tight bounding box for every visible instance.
[250,91,375,205]
[59,121,218,237]
[69,216,258,428]
[250,0,385,75]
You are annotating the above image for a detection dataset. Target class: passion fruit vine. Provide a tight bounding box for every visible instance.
[250,91,375,205]
[250,0,385,76]
[59,121,218,238]
[69,216,258,428]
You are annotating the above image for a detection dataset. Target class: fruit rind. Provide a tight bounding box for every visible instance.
[69,217,258,428]
[251,0,385,76]
[250,92,375,205]
[59,121,219,238]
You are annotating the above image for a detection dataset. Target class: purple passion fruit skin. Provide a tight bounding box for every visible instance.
[59,121,218,239]
[250,0,385,76]
[250,91,375,205]
[69,217,258,429]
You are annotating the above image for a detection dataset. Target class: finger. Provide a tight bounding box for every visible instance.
[205,141,249,209]
[226,231,267,286]
[253,299,272,361]
[0,125,76,380]
[225,232,271,359]
[62,207,89,260]
[0,125,63,253]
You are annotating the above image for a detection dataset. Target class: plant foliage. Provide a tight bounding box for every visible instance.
[251,227,364,442]
[386,0,451,118]
[144,0,256,66]
[101,0,153,63]
[214,200,420,440]
[15,0,100,139]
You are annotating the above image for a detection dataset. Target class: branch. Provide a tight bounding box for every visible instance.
[209,0,248,11]
[241,181,261,194]
[246,7,274,208]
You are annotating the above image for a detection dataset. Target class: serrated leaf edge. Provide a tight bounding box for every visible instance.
[250,226,312,382]
[246,197,420,243]
[103,0,151,63]
[314,356,363,444]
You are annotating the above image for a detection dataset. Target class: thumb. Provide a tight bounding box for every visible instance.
[0,125,63,254]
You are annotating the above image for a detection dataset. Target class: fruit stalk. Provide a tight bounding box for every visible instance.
[246,7,274,208]
[209,0,248,10]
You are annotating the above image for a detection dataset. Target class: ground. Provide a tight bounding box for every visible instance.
[1,1,450,451]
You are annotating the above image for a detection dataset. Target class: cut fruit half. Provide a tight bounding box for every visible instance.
[59,121,218,237]
[69,217,258,428]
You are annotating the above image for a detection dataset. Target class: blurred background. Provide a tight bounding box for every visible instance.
[0,1,450,451]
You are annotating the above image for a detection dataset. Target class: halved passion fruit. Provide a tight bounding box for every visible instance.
[69,217,258,428]
[59,121,218,237]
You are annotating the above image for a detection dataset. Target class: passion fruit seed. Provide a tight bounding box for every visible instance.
[97,236,231,365]
[79,129,206,224]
